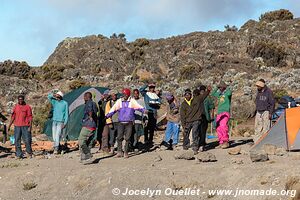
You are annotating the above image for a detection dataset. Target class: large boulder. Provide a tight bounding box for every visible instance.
[196,152,217,162]
[250,150,269,162]
[174,151,195,160]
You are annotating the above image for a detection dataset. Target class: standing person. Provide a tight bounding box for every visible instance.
[163,93,180,149]
[211,81,232,149]
[78,92,98,163]
[180,88,211,154]
[48,90,69,154]
[254,79,275,142]
[198,85,215,151]
[97,90,110,153]
[132,89,148,151]
[8,95,33,159]
[106,88,145,158]
[105,90,119,154]
[140,83,161,145]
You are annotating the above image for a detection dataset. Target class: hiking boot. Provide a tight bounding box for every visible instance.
[221,142,229,149]
[215,144,223,149]
[82,158,94,165]
[109,148,114,155]
[183,146,189,150]
[199,146,204,152]
[114,152,123,158]
[53,149,59,155]
[124,152,129,159]
[16,156,23,160]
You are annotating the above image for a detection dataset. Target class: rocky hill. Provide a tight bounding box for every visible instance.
[1,9,300,132]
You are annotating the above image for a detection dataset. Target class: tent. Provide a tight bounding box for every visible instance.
[252,106,300,151]
[43,86,109,141]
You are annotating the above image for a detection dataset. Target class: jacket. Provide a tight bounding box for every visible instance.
[203,97,215,121]
[11,104,32,127]
[82,100,98,129]
[105,100,119,124]
[139,85,161,113]
[48,93,69,125]
[255,86,275,114]
[106,97,145,122]
[180,91,209,127]
[166,99,180,123]
[211,88,232,114]
[134,98,148,124]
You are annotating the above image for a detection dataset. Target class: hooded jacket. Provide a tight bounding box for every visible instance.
[180,91,209,127]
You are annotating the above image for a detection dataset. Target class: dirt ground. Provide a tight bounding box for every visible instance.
[0,133,300,200]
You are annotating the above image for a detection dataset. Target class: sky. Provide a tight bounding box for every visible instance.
[0,0,299,66]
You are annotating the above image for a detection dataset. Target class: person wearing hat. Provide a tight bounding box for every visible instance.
[105,90,119,154]
[163,93,180,149]
[106,88,146,158]
[180,87,211,154]
[139,83,161,145]
[254,79,275,142]
[48,89,69,154]
[211,81,232,149]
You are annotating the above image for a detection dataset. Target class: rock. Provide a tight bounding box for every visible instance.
[263,144,277,155]
[160,145,168,151]
[275,147,286,156]
[227,146,241,155]
[196,152,217,162]
[240,150,249,155]
[35,134,49,141]
[174,151,195,160]
[250,150,269,162]
[243,131,251,137]
[231,158,244,164]
[154,155,162,162]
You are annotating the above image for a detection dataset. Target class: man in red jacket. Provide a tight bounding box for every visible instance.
[8,95,33,159]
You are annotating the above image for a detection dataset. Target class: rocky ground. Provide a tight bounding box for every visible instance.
[0,132,300,200]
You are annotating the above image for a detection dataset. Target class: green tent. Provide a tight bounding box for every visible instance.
[43,86,109,141]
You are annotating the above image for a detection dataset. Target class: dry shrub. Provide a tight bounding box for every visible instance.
[259,9,293,23]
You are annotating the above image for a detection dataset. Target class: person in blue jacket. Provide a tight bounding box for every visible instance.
[48,89,69,154]
[139,83,161,145]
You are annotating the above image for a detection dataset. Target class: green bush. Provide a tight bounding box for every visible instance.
[247,40,286,67]
[273,89,289,100]
[224,25,238,32]
[133,38,150,47]
[259,9,293,23]
[179,65,201,81]
[68,79,87,90]
[33,103,51,131]
[41,64,66,81]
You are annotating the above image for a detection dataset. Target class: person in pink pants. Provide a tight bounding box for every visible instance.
[211,81,232,149]
[216,112,230,145]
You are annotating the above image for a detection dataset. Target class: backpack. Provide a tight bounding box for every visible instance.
[278,95,296,108]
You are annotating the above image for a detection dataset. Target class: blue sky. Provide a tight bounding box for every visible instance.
[0,0,299,66]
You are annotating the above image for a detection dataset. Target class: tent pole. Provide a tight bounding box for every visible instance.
[284,109,290,152]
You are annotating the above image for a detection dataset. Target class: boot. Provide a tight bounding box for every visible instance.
[221,142,229,149]
[124,152,129,159]
[114,151,123,158]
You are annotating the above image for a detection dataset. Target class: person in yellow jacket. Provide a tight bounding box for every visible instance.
[105,90,119,154]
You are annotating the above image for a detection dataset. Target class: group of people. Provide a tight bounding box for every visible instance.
[5,79,276,163]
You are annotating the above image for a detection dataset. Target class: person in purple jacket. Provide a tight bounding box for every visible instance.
[106,88,146,158]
